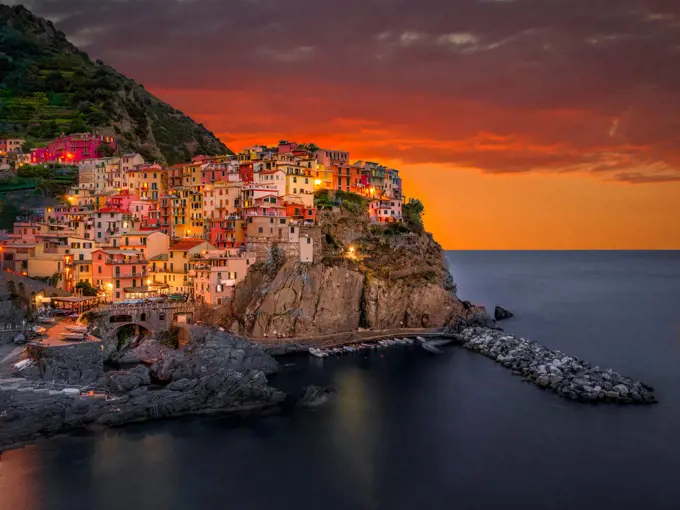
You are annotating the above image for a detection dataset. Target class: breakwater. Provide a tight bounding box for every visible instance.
[460,327,656,404]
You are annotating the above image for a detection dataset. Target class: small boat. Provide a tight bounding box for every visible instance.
[14,358,34,371]
[32,326,47,335]
[65,325,87,332]
[60,332,85,341]
[38,317,56,324]
[309,348,328,358]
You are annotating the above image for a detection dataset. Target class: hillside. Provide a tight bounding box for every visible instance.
[0,4,231,165]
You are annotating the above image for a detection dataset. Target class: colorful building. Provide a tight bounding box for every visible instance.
[30,133,116,164]
[0,138,24,154]
[92,249,149,302]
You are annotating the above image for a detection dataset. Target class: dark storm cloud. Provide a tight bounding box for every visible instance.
[9,0,680,183]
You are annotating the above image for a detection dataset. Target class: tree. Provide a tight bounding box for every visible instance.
[68,115,89,134]
[307,143,319,152]
[403,199,425,234]
[49,272,60,288]
[76,281,98,296]
[98,144,116,157]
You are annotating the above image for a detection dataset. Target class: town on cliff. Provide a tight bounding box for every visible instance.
[0,134,408,308]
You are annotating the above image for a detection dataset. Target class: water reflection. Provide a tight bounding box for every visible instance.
[331,366,381,508]
[0,445,39,510]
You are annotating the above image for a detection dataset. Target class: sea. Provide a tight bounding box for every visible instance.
[1,251,679,510]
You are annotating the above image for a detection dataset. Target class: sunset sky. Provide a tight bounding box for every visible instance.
[10,0,680,249]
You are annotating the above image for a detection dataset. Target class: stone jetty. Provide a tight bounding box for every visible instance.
[459,327,656,404]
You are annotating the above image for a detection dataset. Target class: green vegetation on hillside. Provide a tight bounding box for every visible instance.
[403,199,425,234]
[0,4,231,165]
[314,189,368,214]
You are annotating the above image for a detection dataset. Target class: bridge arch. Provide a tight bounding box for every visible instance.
[112,322,152,349]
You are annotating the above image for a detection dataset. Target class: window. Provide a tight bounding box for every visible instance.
[116,292,120,299]
[258,227,263,234]
[280,219,286,225]
[159,313,165,320]
[116,280,120,288]
[98,267,102,274]
[97,254,102,260]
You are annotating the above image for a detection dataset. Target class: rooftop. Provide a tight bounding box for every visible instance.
[170,238,207,251]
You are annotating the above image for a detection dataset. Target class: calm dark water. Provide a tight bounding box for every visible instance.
[1,251,679,510]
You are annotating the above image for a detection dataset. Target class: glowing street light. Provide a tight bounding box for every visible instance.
[314,179,321,186]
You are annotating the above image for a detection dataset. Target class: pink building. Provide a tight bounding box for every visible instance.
[315,148,350,167]
[278,141,298,154]
[0,138,24,154]
[92,249,148,302]
[242,195,286,218]
[202,163,232,184]
[104,190,133,213]
[368,199,403,223]
[30,133,116,164]
[191,251,256,306]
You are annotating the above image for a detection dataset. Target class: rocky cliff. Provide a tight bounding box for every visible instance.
[227,199,468,338]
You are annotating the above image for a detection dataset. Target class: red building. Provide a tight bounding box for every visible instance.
[239,163,254,183]
[285,201,317,223]
[31,133,116,164]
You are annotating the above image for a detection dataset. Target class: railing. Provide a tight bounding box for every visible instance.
[92,302,197,313]
[113,271,147,278]
[0,323,27,331]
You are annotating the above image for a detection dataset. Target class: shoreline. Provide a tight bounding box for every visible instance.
[0,319,658,452]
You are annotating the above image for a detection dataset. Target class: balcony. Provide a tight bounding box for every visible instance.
[113,271,147,278]
[106,258,147,265]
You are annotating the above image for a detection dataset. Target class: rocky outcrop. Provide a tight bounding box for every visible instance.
[229,209,468,338]
[231,261,365,337]
[150,327,280,381]
[459,327,656,404]
[444,302,499,333]
[494,306,514,321]
[25,342,104,386]
[0,327,284,450]
[363,277,463,329]
[297,385,335,408]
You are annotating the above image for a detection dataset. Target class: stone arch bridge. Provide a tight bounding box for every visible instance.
[85,303,197,337]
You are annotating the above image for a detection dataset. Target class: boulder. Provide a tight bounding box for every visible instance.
[613,384,629,395]
[297,385,335,408]
[107,368,150,393]
[494,306,515,321]
[536,375,550,388]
